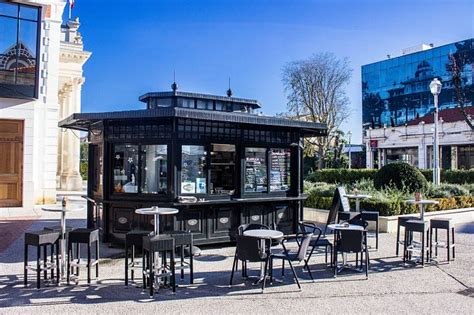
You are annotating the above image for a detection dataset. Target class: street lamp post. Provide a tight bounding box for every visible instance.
[347,131,352,169]
[429,78,442,186]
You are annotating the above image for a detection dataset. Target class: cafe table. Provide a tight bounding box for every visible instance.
[343,194,372,212]
[243,229,284,284]
[405,199,439,220]
[41,204,84,279]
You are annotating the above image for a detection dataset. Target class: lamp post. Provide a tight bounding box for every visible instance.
[347,131,352,169]
[429,78,442,185]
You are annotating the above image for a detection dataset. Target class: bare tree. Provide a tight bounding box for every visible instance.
[282,52,352,168]
[447,45,474,130]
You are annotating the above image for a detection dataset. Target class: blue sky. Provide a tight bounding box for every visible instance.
[67,0,473,143]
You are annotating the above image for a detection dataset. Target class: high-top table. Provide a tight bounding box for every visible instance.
[135,207,179,235]
[405,199,439,220]
[135,207,179,287]
[344,194,372,212]
[41,204,84,279]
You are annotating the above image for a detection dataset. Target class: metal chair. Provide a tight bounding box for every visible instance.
[230,235,269,291]
[334,228,369,279]
[298,221,332,266]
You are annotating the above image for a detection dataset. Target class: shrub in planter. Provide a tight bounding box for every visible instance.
[426,183,470,198]
[374,162,428,193]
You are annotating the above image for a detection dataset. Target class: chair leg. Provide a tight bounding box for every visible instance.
[281,260,285,276]
[24,244,28,287]
[76,243,80,276]
[325,246,328,263]
[171,250,176,293]
[365,249,369,279]
[421,232,425,267]
[261,258,269,292]
[190,246,194,284]
[229,254,237,286]
[56,241,60,284]
[447,228,451,262]
[67,242,71,285]
[96,240,99,279]
[36,246,40,289]
[180,245,185,280]
[452,227,455,260]
[149,252,154,297]
[304,259,314,281]
[50,244,54,280]
[376,220,379,250]
[430,227,433,260]
[287,260,301,290]
[43,245,47,280]
[87,242,91,284]
[142,250,147,289]
[396,223,400,256]
[125,240,129,286]
[435,229,438,257]
[269,258,273,284]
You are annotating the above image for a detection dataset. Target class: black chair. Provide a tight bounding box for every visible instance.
[230,235,269,291]
[125,230,150,286]
[334,228,369,279]
[361,211,379,249]
[67,228,99,285]
[270,232,313,289]
[165,230,194,284]
[236,223,274,278]
[24,230,60,289]
[430,218,455,262]
[403,220,430,266]
[298,221,332,266]
[396,215,418,256]
[142,234,176,297]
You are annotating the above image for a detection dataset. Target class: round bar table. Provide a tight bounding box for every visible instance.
[243,229,284,284]
[41,204,84,279]
[405,199,439,220]
[343,194,372,212]
[135,207,179,235]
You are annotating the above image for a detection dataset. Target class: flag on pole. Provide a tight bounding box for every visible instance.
[70,0,75,9]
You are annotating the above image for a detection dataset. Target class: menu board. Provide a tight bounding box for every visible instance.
[245,154,267,192]
[270,149,291,191]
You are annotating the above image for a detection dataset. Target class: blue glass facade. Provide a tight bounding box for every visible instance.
[362,39,473,129]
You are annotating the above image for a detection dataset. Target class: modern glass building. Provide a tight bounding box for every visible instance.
[362,39,474,170]
[362,39,473,129]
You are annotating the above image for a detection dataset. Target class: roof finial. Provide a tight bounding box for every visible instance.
[226,77,232,97]
[171,71,178,93]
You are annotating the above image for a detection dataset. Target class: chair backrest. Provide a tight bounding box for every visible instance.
[298,221,322,242]
[324,186,350,231]
[237,223,270,235]
[295,233,313,261]
[336,229,364,253]
[235,235,266,262]
[349,217,368,229]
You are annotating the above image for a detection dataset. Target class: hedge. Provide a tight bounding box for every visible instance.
[307,168,474,185]
[304,195,474,217]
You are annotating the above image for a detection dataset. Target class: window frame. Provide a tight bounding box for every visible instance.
[0,1,41,99]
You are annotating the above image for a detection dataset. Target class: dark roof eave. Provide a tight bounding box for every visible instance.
[58,108,327,135]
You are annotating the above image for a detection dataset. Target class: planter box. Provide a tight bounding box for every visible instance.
[304,207,474,233]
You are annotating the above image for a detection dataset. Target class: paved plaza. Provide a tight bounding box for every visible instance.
[1,202,473,314]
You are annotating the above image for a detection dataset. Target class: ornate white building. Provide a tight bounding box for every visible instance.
[0,0,89,213]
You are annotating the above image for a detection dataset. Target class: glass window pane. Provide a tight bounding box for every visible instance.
[245,147,267,192]
[140,145,167,194]
[178,98,194,108]
[181,145,207,194]
[113,145,139,193]
[0,16,17,88]
[210,144,235,195]
[197,99,213,110]
[19,5,38,21]
[270,149,291,191]
[0,2,18,18]
[156,98,172,107]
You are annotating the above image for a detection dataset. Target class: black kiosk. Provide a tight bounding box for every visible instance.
[59,87,327,245]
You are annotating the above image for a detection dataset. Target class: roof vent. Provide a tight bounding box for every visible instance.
[171,71,178,93]
[226,77,232,97]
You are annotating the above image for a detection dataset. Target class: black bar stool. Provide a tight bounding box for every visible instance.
[396,215,418,256]
[142,235,176,297]
[403,220,430,266]
[67,228,99,285]
[125,230,150,286]
[430,218,455,262]
[361,211,379,249]
[165,230,194,284]
[24,230,60,289]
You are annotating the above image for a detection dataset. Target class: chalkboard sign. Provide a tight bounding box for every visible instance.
[245,148,267,192]
[270,149,291,191]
